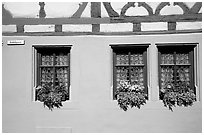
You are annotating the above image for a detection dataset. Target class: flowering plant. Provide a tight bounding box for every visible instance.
[160,81,196,111]
[35,82,68,111]
[115,81,147,111]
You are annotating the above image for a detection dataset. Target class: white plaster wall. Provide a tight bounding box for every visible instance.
[2,33,202,133]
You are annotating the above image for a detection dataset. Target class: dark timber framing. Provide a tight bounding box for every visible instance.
[2,2,202,36]
[110,44,150,100]
[156,43,197,99]
[3,14,201,25]
[33,45,72,101]
[91,2,101,32]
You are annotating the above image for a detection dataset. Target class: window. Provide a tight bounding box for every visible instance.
[34,45,71,101]
[111,44,149,99]
[157,44,196,99]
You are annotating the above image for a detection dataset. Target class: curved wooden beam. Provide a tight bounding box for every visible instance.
[174,2,190,14]
[103,2,119,17]
[138,2,154,15]
[2,4,13,19]
[189,2,202,14]
[120,2,135,17]
[155,2,170,15]
[71,2,88,18]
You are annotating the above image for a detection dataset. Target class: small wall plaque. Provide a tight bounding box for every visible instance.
[7,40,25,45]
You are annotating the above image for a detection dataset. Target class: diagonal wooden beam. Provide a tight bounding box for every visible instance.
[2,4,13,19]
[189,2,202,14]
[71,2,88,18]
[103,2,119,17]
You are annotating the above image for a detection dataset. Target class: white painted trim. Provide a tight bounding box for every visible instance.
[69,85,72,101]
[110,85,113,100]
[32,47,36,102]
[195,43,201,101]
[147,45,151,101]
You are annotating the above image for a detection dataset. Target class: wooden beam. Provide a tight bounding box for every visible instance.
[133,22,141,32]
[103,2,119,17]
[2,4,13,19]
[16,25,24,33]
[39,2,46,18]
[55,25,62,32]
[91,2,101,18]
[2,17,110,25]
[173,2,190,14]
[3,13,201,26]
[138,2,154,16]
[2,29,202,36]
[189,2,202,14]
[168,22,176,30]
[120,2,135,17]
[71,2,88,18]
[111,14,202,23]
[91,2,101,32]
[155,2,170,15]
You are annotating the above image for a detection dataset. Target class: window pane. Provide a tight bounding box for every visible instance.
[176,53,190,64]
[161,66,174,88]
[161,54,174,64]
[116,54,129,65]
[130,54,143,65]
[116,67,129,88]
[56,67,69,90]
[177,66,190,85]
[41,67,54,86]
[41,55,54,66]
[55,53,68,66]
[130,67,144,86]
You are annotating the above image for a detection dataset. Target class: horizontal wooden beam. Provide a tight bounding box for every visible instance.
[111,14,202,23]
[2,29,202,36]
[2,13,201,25]
[2,17,110,25]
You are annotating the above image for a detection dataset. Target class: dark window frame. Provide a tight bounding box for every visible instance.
[33,45,72,101]
[110,44,150,100]
[157,43,197,99]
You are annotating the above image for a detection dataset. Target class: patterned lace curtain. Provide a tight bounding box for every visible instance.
[40,53,69,90]
[160,53,190,88]
[116,53,144,88]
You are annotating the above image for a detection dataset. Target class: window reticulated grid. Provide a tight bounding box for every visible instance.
[112,46,148,100]
[36,47,70,101]
[158,45,195,99]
